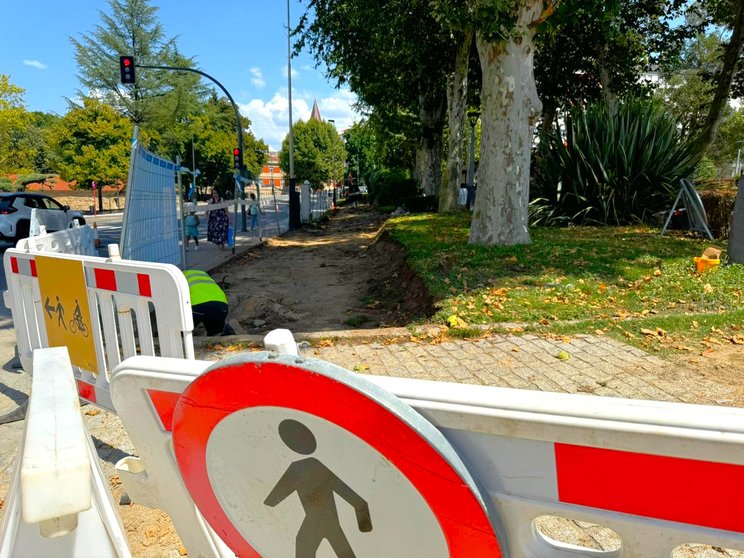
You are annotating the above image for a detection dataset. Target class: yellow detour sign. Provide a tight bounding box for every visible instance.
[36,256,98,372]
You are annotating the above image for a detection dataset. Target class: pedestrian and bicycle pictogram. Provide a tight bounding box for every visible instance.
[171,355,503,558]
[36,256,97,371]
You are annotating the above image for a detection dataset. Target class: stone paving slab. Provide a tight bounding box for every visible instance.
[308,334,737,407]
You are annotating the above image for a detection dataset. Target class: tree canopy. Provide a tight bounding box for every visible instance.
[279,118,346,187]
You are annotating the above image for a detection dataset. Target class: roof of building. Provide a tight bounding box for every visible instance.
[310,100,322,121]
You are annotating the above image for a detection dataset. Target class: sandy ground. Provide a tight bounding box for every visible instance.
[212,206,432,335]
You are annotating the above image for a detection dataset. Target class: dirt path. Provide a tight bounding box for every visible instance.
[213,206,432,335]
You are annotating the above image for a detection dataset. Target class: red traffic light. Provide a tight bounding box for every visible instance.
[233,148,240,156]
[119,56,136,84]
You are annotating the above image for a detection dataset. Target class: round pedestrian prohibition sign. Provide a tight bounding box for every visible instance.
[172,355,503,557]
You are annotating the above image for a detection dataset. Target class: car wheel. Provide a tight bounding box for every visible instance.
[73,217,86,226]
[15,220,29,242]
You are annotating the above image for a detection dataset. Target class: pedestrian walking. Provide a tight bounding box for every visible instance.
[184,203,200,250]
[249,193,259,231]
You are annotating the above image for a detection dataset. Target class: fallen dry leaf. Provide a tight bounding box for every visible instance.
[703,283,714,294]
[84,408,101,416]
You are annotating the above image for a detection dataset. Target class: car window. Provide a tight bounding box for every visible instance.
[39,197,64,210]
[0,197,15,211]
[23,197,40,209]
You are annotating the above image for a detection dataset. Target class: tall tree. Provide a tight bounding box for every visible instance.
[51,98,136,188]
[299,0,452,196]
[697,0,744,153]
[71,0,206,132]
[278,118,346,187]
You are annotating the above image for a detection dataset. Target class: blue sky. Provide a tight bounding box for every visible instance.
[0,0,359,150]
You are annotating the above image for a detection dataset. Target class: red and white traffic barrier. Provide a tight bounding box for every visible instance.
[3,248,193,412]
[0,348,130,557]
[108,337,744,558]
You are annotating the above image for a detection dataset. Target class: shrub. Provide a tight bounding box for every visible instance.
[401,195,438,213]
[367,168,418,206]
[532,99,702,226]
[700,188,737,239]
[0,177,14,192]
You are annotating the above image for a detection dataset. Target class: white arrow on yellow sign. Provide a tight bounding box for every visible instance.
[35,256,98,373]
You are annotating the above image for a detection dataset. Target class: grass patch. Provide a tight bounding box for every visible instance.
[387,213,744,354]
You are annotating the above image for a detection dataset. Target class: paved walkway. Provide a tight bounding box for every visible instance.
[308,333,736,406]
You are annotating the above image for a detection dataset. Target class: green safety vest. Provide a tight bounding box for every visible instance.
[184,270,228,306]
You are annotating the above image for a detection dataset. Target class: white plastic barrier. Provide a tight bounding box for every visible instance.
[2,248,193,412]
[16,223,97,256]
[109,344,744,557]
[0,347,130,557]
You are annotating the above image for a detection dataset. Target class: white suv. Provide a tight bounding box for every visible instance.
[0,193,86,242]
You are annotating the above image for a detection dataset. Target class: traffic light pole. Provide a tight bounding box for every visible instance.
[135,64,248,248]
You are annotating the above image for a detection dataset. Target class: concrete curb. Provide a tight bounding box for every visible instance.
[192,324,450,350]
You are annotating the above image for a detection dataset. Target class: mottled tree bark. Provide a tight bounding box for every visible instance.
[470,0,543,246]
[440,30,473,212]
[415,91,446,197]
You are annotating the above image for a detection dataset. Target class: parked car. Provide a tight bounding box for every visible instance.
[0,193,86,242]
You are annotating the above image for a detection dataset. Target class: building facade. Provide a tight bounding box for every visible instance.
[258,151,284,190]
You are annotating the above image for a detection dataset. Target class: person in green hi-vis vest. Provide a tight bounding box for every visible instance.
[184,270,232,336]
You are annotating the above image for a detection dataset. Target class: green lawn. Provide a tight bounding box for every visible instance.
[387,213,744,353]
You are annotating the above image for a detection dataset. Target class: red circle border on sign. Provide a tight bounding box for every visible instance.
[172,360,502,558]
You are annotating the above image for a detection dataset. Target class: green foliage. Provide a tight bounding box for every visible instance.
[0,177,14,192]
[367,168,418,206]
[694,156,718,181]
[0,75,32,174]
[655,32,723,138]
[536,0,689,122]
[532,99,702,226]
[707,108,744,174]
[71,0,208,131]
[342,120,379,183]
[51,98,135,187]
[278,118,346,187]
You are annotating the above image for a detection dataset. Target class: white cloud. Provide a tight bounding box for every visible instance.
[240,87,360,151]
[23,59,47,70]
[249,67,265,89]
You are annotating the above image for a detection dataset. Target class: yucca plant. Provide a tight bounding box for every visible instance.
[531,99,703,226]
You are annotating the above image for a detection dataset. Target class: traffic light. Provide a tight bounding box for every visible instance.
[119,56,135,84]
[233,148,243,169]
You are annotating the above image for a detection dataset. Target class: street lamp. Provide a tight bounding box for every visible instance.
[466,109,480,210]
[328,119,338,206]
[287,0,300,230]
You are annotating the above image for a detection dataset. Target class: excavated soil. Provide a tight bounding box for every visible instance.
[212,206,434,335]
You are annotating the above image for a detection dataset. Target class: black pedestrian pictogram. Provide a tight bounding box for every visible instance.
[264,419,373,558]
[69,299,88,337]
[55,296,66,330]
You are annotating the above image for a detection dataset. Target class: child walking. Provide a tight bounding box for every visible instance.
[249,193,259,231]
[185,203,200,250]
